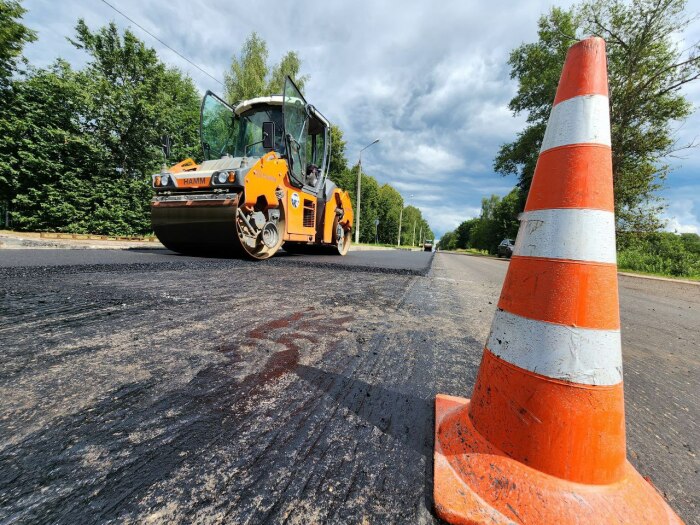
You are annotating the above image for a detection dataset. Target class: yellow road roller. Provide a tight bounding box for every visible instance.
[151,77,353,259]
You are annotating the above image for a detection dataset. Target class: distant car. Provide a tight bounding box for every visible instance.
[423,240,434,252]
[497,238,514,258]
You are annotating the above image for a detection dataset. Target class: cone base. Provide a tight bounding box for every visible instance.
[434,394,683,525]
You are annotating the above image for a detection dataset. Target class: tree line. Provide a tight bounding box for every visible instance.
[0,2,434,242]
[440,0,700,277]
[439,189,521,254]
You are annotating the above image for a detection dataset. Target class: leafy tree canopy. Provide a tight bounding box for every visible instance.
[328,125,348,183]
[0,0,36,208]
[495,0,700,233]
[440,188,521,254]
[70,20,200,176]
[7,20,200,234]
[0,0,36,89]
[224,32,308,103]
[377,184,404,245]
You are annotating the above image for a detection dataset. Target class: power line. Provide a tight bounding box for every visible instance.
[98,0,225,87]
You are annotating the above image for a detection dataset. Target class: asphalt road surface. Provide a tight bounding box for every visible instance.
[0,250,697,524]
[0,248,434,274]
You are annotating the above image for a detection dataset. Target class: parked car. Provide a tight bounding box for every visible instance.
[497,238,514,258]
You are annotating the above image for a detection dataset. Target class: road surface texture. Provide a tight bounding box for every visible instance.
[0,248,432,274]
[0,250,697,524]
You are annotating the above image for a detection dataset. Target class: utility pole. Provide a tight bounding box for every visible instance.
[355,139,380,244]
[419,226,423,246]
[412,220,417,247]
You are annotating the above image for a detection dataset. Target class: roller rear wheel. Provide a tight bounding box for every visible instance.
[334,218,351,256]
[232,207,284,260]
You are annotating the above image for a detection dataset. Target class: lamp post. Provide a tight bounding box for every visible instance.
[355,139,380,244]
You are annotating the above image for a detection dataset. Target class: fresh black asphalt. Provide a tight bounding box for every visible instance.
[0,248,434,275]
[0,250,696,524]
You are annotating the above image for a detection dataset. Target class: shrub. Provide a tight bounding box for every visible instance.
[617,232,700,278]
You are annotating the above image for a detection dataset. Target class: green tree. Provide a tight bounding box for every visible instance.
[224,32,269,103]
[400,205,424,246]
[327,125,349,185]
[339,164,383,244]
[224,32,308,103]
[71,20,200,177]
[617,231,700,277]
[9,20,201,235]
[455,218,478,249]
[439,230,457,250]
[491,188,522,243]
[10,61,103,232]
[495,0,700,233]
[469,195,499,253]
[680,232,700,255]
[0,0,35,88]
[377,184,403,244]
[359,173,380,243]
[464,190,523,254]
[416,218,435,246]
[268,51,308,95]
[335,167,357,196]
[0,0,36,220]
[68,20,200,234]
[326,125,361,203]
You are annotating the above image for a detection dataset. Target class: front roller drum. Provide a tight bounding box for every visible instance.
[151,199,284,260]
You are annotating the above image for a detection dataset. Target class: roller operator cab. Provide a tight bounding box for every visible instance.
[150,77,354,259]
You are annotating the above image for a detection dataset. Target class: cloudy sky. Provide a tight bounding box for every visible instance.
[20,0,700,237]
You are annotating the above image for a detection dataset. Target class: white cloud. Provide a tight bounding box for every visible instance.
[665,218,699,234]
[423,205,482,236]
[662,188,700,234]
[398,144,465,172]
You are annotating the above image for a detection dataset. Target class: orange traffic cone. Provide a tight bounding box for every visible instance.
[433,37,683,524]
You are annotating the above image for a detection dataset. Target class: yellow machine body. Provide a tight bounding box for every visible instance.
[150,80,353,259]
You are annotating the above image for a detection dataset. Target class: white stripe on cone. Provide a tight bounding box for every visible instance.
[541,94,611,152]
[514,209,617,264]
[487,309,623,386]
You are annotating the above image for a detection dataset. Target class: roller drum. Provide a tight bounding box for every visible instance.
[151,200,243,256]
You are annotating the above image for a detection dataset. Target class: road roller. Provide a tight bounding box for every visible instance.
[151,77,354,259]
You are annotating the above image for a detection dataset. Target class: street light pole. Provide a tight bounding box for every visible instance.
[355,139,380,244]
[412,220,416,246]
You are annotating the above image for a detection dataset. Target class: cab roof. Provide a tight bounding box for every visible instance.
[234,95,330,130]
